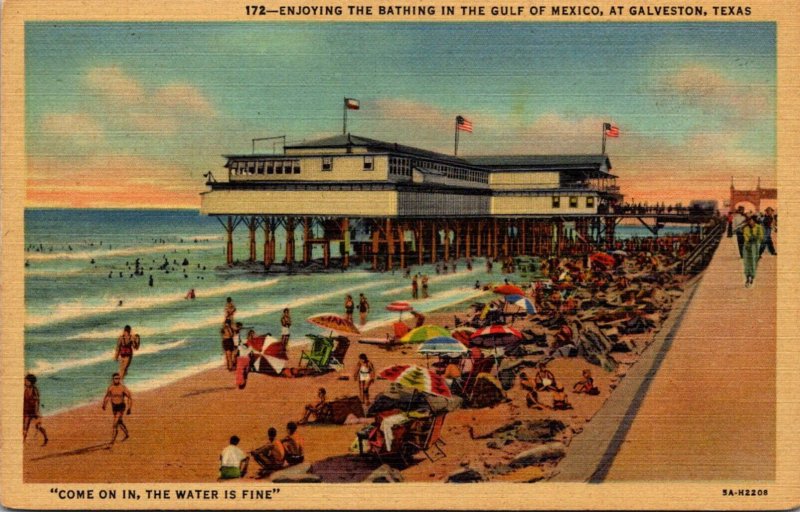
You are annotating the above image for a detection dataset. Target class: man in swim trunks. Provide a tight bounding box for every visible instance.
[221,319,236,371]
[23,374,48,445]
[114,325,139,379]
[102,373,132,445]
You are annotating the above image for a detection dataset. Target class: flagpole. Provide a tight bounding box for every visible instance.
[454,118,460,156]
[343,97,347,135]
[601,123,607,155]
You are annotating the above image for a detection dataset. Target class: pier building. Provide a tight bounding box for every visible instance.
[200,133,692,270]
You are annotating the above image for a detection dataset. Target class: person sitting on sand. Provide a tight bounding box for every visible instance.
[551,387,573,410]
[519,372,546,410]
[251,427,286,473]
[23,374,48,445]
[298,388,328,425]
[573,369,601,395]
[219,435,249,479]
[102,373,132,445]
[534,362,559,392]
[281,422,305,465]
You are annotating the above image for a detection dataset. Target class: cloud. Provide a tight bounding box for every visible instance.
[40,113,105,144]
[657,64,772,120]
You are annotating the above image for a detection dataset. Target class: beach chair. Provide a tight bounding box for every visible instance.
[299,334,334,372]
[457,357,495,403]
[403,413,447,464]
[329,336,351,370]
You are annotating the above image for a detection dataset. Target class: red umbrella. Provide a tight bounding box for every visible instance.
[470,324,523,347]
[494,284,525,296]
[385,301,413,312]
[246,335,288,374]
[589,252,616,269]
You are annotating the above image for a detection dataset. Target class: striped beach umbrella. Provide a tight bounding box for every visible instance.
[470,324,523,347]
[378,364,451,397]
[385,301,413,312]
[417,336,469,355]
[399,325,450,344]
[246,335,288,374]
[307,313,361,335]
[504,294,537,315]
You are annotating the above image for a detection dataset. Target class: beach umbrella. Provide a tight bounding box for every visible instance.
[493,284,525,296]
[470,324,524,347]
[246,335,288,374]
[589,252,616,269]
[399,324,450,344]
[385,300,414,321]
[504,294,537,315]
[307,313,361,335]
[417,336,469,355]
[611,250,628,256]
[450,326,476,345]
[378,364,451,397]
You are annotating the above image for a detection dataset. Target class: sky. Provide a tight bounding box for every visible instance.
[25,22,776,208]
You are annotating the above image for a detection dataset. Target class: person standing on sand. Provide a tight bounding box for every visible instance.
[421,274,429,298]
[102,373,132,445]
[742,215,763,288]
[353,353,376,407]
[114,325,140,379]
[280,308,292,346]
[411,275,419,299]
[221,319,236,371]
[23,374,48,445]
[344,295,355,322]
[358,293,370,325]
[224,297,237,322]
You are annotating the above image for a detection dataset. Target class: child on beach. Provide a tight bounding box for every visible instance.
[573,369,600,395]
[23,374,48,445]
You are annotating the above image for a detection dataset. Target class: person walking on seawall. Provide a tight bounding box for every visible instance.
[23,374,48,445]
[759,207,777,257]
[358,293,370,326]
[102,373,132,445]
[742,215,764,288]
[732,206,747,258]
[280,308,292,346]
[114,325,140,379]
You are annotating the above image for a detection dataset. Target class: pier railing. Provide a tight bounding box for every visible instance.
[680,220,726,275]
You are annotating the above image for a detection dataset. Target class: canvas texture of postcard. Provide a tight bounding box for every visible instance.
[1,0,798,509]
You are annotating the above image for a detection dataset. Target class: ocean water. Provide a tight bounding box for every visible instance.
[24,209,690,414]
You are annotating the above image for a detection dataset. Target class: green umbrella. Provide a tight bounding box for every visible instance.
[399,325,450,344]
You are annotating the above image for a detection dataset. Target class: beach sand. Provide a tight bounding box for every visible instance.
[23,252,703,484]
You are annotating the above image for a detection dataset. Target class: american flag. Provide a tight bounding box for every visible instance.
[604,122,620,137]
[345,98,360,110]
[456,116,473,133]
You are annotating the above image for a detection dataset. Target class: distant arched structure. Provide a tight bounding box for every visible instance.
[730,179,776,212]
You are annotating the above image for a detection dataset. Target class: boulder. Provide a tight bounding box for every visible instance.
[363,464,404,483]
[515,419,567,442]
[446,467,484,483]
[270,463,322,483]
[510,442,566,467]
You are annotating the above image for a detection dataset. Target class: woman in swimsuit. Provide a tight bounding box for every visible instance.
[353,353,375,407]
[344,295,354,322]
[114,325,139,379]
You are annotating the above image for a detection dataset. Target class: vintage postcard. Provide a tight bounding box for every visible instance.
[1,0,798,509]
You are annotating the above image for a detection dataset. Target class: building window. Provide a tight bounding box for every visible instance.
[363,156,374,171]
[586,197,595,208]
[322,157,333,171]
[256,161,264,175]
[569,196,578,208]
[293,162,301,174]
[552,196,561,208]
[266,162,274,174]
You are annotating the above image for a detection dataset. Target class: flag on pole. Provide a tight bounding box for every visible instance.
[604,122,620,137]
[456,115,473,133]
[345,98,360,110]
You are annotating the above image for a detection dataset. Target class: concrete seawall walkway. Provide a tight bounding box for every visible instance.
[554,235,776,481]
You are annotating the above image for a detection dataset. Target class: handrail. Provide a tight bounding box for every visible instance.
[680,220,725,274]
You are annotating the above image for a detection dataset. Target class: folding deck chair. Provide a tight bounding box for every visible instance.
[299,334,334,372]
